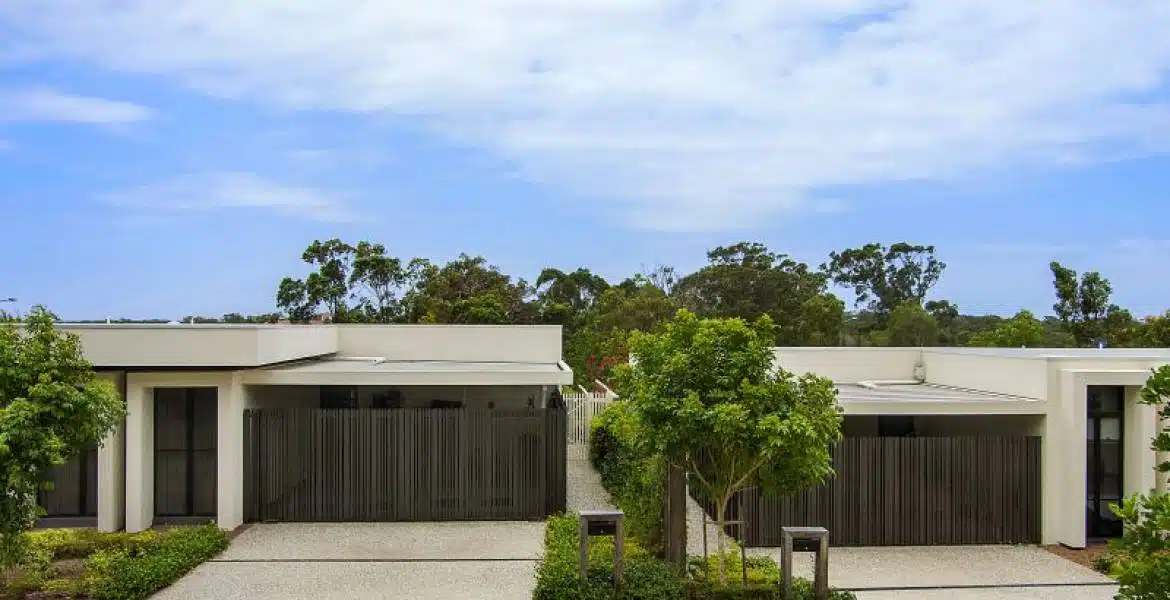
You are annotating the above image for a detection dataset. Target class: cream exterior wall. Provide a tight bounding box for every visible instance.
[336,325,563,363]
[60,325,338,367]
[95,372,125,532]
[921,351,1048,398]
[773,348,921,382]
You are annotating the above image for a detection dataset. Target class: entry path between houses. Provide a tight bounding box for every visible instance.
[150,522,544,600]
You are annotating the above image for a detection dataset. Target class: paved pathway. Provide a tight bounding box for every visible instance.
[747,545,1118,600]
[151,522,544,600]
[566,456,615,512]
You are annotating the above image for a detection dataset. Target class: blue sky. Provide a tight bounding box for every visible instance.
[3,2,1170,320]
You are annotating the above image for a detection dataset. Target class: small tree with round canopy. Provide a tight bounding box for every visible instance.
[614,310,843,583]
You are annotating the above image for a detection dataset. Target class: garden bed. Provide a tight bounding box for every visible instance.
[534,513,856,600]
[1,524,229,600]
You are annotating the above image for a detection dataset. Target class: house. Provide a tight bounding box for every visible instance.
[759,346,1170,550]
[40,323,573,533]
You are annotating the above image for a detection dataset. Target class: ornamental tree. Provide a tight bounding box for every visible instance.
[614,310,843,583]
[0,307,124,567]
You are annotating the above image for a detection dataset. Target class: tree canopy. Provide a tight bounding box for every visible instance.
[823,242,946,321]
[614,310,843,581]
[0,307,124,566]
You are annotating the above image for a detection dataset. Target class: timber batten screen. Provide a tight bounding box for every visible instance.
[245,408,567,522]
[698,436,1042,547]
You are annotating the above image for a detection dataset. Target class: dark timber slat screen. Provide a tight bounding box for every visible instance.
[39,448,98,518]
[700,436,1041,547]
[245,408,567,522]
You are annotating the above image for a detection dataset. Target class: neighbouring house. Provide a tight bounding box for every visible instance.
[39,324,573,533]
[745,346,1170,550]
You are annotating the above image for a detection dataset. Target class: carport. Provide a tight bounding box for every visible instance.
[239,356,572,523]
[706,382,1048,547]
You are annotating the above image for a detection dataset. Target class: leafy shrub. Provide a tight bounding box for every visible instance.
[688,552,781,586]
[83,523,229,600]
[1092,552,1116,575]
[1108,492,1170,600]
[534,514,854,600]
[535,513,682,600]
[27,528,160,561]
[589,402,665,552]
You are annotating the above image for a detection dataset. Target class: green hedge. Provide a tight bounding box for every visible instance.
[535,514,856,600]
[534,513,685,600]
[82,524,230,600]
[589,402,664,552]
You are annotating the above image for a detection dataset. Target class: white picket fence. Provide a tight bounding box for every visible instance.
[564,384,616,460]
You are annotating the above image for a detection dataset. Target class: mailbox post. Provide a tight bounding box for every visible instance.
[780,526,829,600]
[579,510,625,585]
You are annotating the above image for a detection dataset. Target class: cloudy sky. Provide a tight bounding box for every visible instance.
[2,1,1169,320]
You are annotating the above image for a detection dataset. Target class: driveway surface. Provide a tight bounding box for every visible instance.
[748,545,1118,600]
[152,522,545,600]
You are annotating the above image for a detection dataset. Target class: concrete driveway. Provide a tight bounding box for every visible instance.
[750,545,1118,600]
[152,522,545,600]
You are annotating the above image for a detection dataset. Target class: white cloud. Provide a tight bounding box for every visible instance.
[5,2,1170,229]
[0,87,151,123]
[98,172,356,222]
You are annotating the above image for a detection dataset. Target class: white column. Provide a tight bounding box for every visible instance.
[95,372,126,532]
[1125,385,1158,497]
[216,375,247,531]
[1045,371,1088,548]
[123,376,154,533]
[97,419,125,532]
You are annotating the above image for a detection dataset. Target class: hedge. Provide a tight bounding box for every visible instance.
[589,401,664,552]
[82,524,230,600]
[535,514,856,600]
[534,513,686,600]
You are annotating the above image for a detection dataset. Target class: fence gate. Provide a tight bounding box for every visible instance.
[245,408,566,522]
[564,391,611,460]
[698,436,1042,547]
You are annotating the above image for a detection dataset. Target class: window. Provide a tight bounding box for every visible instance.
[878,416,916,437]
[320,386,358,409]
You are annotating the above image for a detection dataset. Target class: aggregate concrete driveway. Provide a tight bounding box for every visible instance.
[152,522,545,600]
[750,545,1118,600]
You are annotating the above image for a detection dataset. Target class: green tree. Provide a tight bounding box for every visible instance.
[925,300,961,345]
[823,242,946,322]
[879,301,939,346]
[1050,261,1132,347]
[1136,311,1170,346]
[402,254,535,324]
[615,310,843,582]
[0,307,124,567]
[798,293,846,345]
[277,239,409,323]
[673,242,838,345]
[565,275,677,385]
[967,310,1047,348]
[534,267,609,327]
[1108,366,1170,599]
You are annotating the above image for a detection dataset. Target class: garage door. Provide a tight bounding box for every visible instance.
[244,408,566,522]
[703,436,1041,547]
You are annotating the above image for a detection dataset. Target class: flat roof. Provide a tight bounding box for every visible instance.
[836,383,1046,415]
[926,347,1170,360]
[241,358,574,386]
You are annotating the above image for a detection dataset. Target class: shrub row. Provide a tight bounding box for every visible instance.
[534,514,856,600]
[82,523,230,600]
[534,513,686,600]
[589,401,665,552]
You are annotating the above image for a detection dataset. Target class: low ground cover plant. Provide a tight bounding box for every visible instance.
[1,524,228,600]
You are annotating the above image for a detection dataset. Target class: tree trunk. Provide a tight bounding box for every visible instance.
[715,494,730,585]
